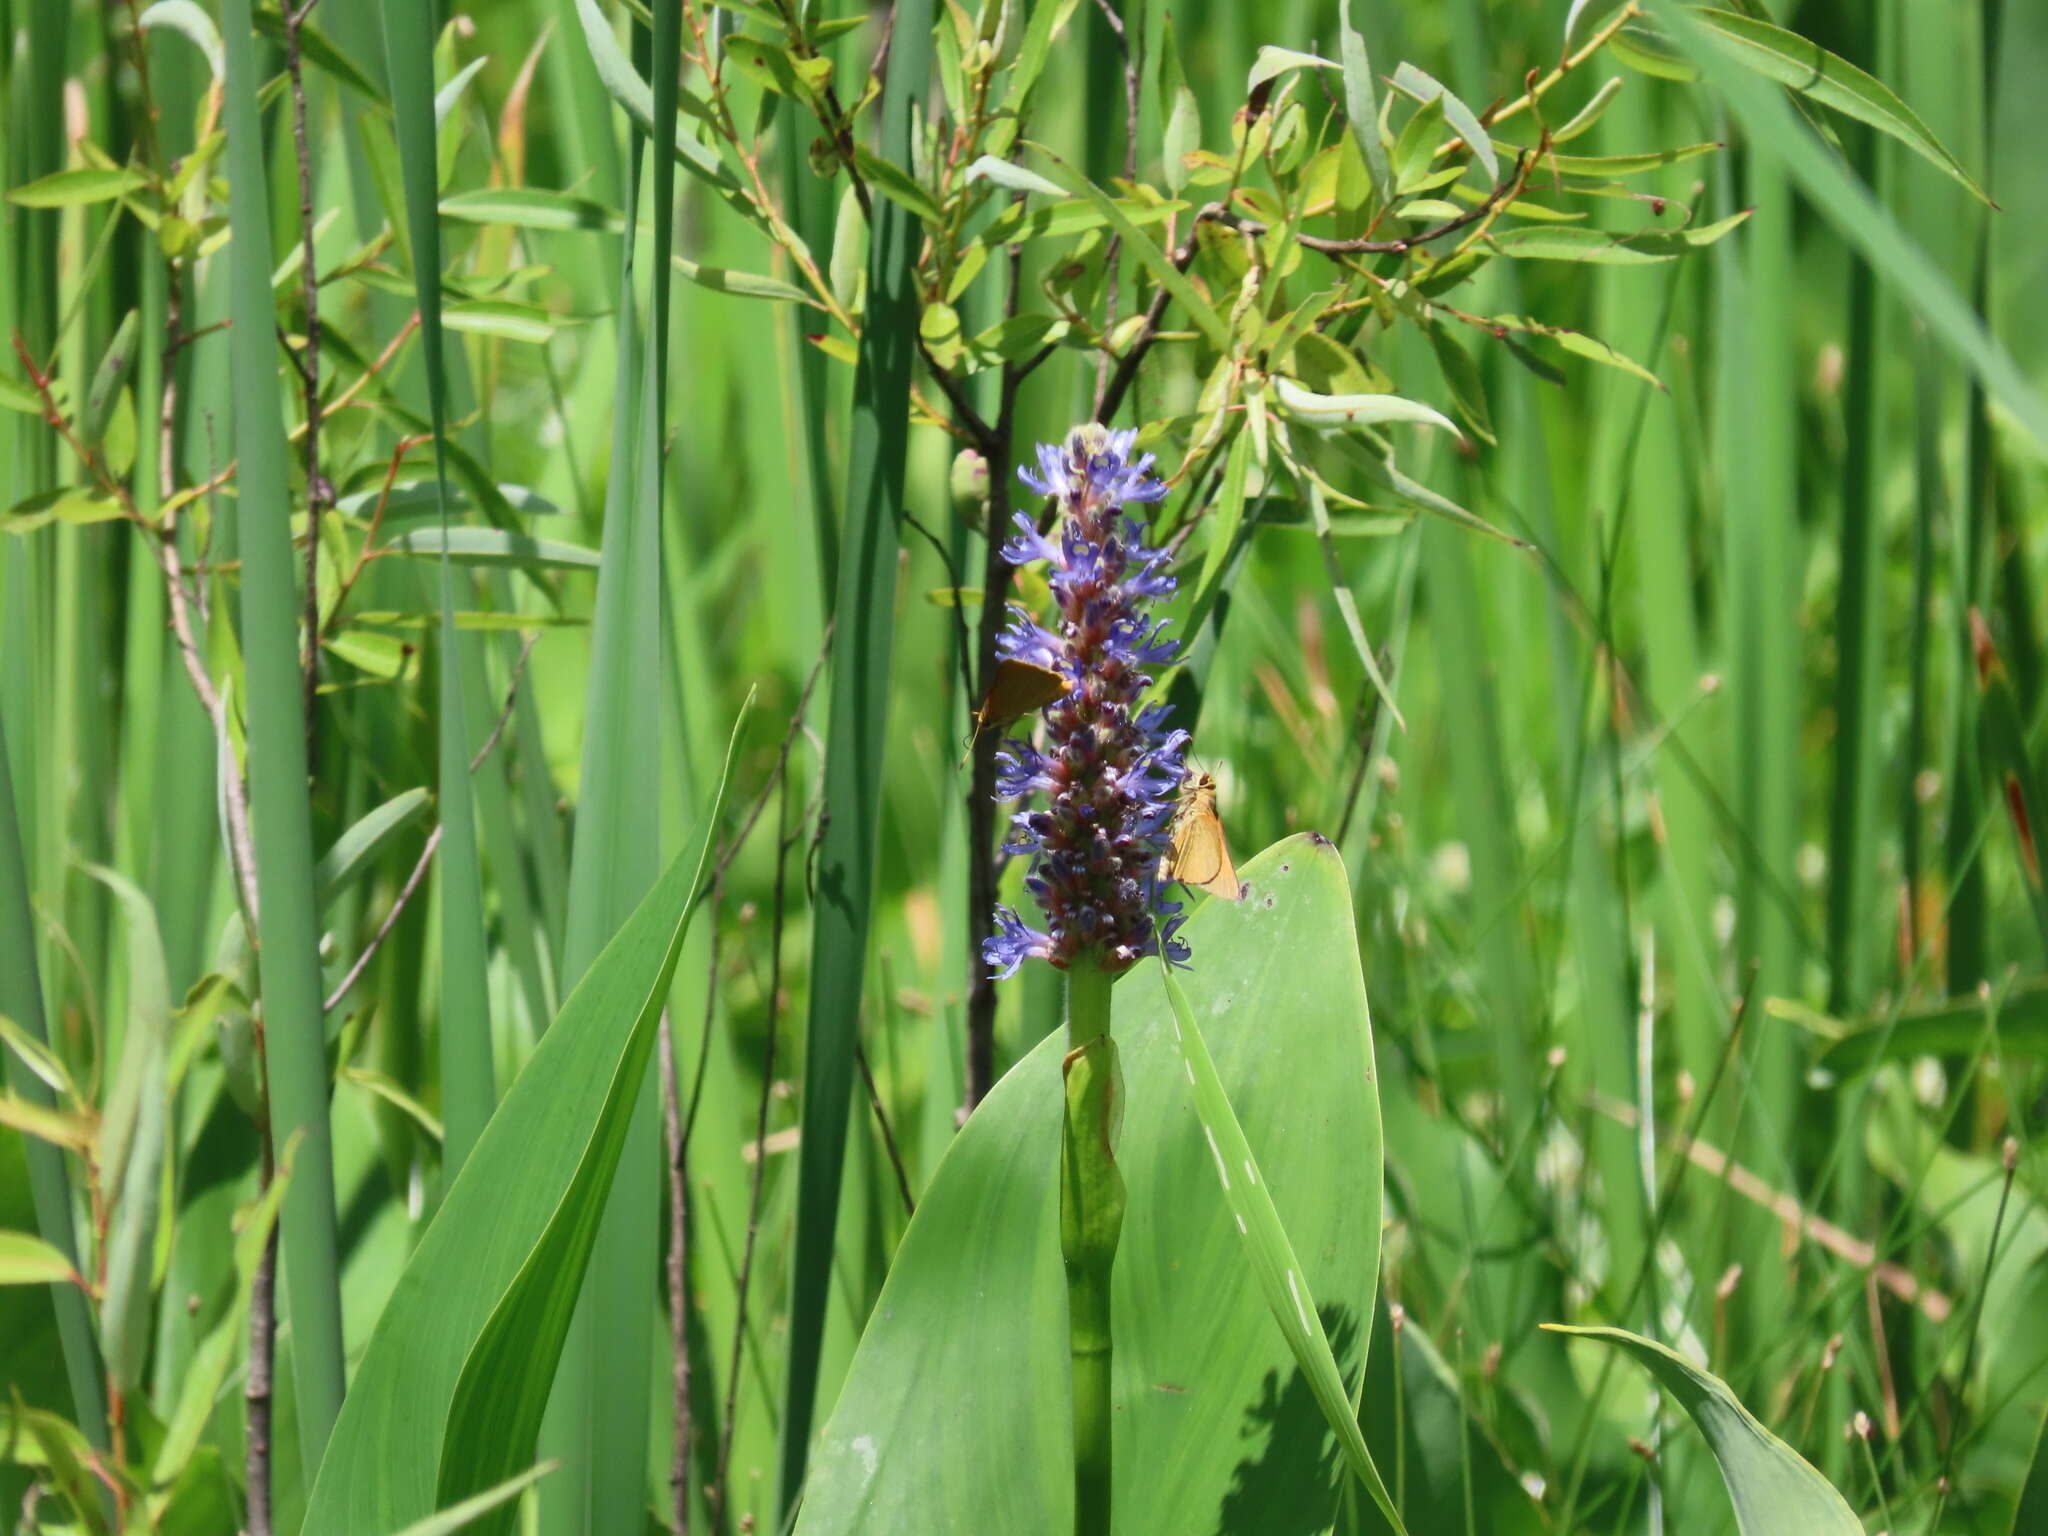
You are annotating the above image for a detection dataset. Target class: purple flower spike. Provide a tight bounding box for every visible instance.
[980,423,1190,978]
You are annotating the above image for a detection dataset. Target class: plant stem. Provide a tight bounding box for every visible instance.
[1060,956,1120,1536]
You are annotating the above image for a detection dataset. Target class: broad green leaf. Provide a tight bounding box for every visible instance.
[380,526,600,570]
[1273,375,1460,435]
[797,836,1390,1535]
[1544,1327,1863,1534]
[1156,960,1404,1532]
[2016,1402,2048,1536]
[7,167,146,207]
[299,702,745,1534]
[0,1230,80,1287]
[1693,7,1989,203]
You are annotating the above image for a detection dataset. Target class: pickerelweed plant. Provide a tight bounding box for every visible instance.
[982,422,1189,1536]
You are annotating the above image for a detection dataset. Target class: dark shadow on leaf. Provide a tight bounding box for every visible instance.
[1210,1305,1357,1536]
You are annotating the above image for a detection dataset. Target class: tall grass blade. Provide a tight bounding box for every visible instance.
[220,0,348,1465]
[378,0,495,1177]
[1543,1327,1863,1534]
[1640,0,2048,453]
[0,707,105,1442]
[300,699,745,1535]
[779,0,933,1515]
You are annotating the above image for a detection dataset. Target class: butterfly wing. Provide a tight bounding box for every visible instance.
[1168,784,1241,899]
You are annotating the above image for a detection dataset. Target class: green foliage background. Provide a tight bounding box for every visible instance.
[2,0,2046,1532]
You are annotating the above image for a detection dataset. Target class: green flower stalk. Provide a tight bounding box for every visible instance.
[984,424,1189,1533]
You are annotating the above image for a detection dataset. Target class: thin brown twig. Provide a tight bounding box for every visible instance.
[855,1040,915,1216]
[321,638,537,1012]
[283,0,329,769]
[713,773,798,1520]
[659,1014,693,1536]
[246,1131,277,1536]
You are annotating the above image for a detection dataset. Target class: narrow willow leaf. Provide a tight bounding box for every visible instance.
[77,308,139,448]
[1544,1326,1862,1534]
[1338,0,1394,210]
[1186,426,1251,632]
[394,1465,558,1536]
[964,154,1065,200]
[1273,375,1460,435]
[380,526,600,570]
[671,253,817,304]
[313,788,432,910]
[433,56,490,128]
[80,863,172,1390]
[439,187,623,233]
[443,300,556,344]
[1693,7,1989,202]
[1489,209,1751,262]
[999,0,1083,115]
[137,0,224,80]
[1304,479,1406,733]
[0,1230,81,1287]
[221,0,349,1465]
[1390,62,1497,184]
[779,0,932,1516]
[570,0,739,195]
[336,480,562,520]
[1023,145,1232,352]
[6,167,146,208]
[1247,46,1337,94]
[300,703,745,1535]
[151,1163,287,1487]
